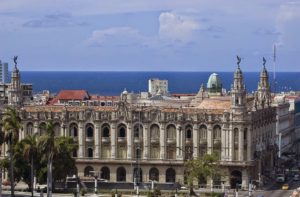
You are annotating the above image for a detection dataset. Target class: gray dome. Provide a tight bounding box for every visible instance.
[207,73,222,89]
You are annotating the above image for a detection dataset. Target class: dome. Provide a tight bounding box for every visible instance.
[207,73,222,89]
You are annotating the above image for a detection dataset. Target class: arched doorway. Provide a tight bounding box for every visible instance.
[84,166,94,177]
[117,167,126,182]
[230,170,242,189]
[100,167,110,180]
[133,168,143,183]
[149,168,159,182]
[166,168,176,183]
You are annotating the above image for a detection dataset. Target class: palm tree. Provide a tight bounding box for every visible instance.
[0,123,6,197]
[38,121,55,197]
[2,107,21,197]
[21,134,38,197]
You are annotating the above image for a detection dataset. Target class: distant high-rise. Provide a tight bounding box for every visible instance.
[0,60,9,83]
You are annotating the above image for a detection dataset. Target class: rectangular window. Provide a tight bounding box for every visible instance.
[101,145,111,159]
[150,146,160,159]
[117,145,127,159]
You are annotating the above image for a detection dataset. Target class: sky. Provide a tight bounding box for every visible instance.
[0,0,299,71]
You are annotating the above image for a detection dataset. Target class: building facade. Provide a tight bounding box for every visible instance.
[14,63,277,189]
[0,60,9,84]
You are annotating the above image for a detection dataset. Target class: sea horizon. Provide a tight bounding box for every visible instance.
[16,71,300,96]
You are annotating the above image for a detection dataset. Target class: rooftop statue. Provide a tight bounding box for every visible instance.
[237,55,241,67]
[263,57,266,67]
[13,56,18,66]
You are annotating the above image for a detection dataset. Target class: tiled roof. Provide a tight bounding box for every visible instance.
[196,96,231,111]
[56,90,90,100]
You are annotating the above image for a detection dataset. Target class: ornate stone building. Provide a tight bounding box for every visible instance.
[12,62,276,189]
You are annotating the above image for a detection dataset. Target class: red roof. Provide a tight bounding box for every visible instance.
[55,90,90,100]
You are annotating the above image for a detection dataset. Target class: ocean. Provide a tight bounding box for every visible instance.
[20,71,300,96]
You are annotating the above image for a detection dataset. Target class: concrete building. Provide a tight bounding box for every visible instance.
[13,62,277,190]
[148,78,168,96]
[0,60,9,84]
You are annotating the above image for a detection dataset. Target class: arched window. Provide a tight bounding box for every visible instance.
[186,125,192,139]
[213,125,221,139]
[117,167,126,182]
[166,125,176,139]
[84,166,94,177]
[149,168,159,182]
[87,148,93,158]
[199,125,207,139]
[166,168,176,183]
[100,167,110,180]
[86,124,94,138]
[26,122,33,136]
[118,124,126,137]
[150,124,160,139]
[102,124,110,137]
[53,123,60,136]
[39,122,46,136]
[69,123,78,137]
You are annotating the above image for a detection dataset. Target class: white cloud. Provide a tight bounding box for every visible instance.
[276,1,300,49]
[159,12,200,43]
[86,27,149,47]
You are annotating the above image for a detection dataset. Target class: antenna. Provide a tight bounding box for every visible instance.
[273,44,277,92]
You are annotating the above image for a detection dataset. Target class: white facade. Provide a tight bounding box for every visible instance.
[148,78,168,96]
[0,61,9,84]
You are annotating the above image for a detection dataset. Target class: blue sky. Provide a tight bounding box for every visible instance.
[0,0,299,71]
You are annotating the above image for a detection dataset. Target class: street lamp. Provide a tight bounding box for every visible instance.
[90,171,98,194]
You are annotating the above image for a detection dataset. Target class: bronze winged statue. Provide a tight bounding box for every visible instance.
[13,56,18,66]
[237,55,241,67]
[263,57,266,67]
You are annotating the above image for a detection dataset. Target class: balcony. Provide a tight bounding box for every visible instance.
[150,138,159,144]
[101,137,110,143]
[213,139,221,146]
[185,138,193,145]
[117,137,127,143]
[199,139,207,145]
[134,137,142,144]
[85,137,94,142]
[167,138,176,145]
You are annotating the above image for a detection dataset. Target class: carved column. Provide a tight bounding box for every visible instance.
[127,123,132,159]
[207,124,213,154]
[143,124,149,159]
[228,125,233,161]
[193,124,198,159]
[247,128,252,161]
[78,122,84,158]
[160,124,166,159]
[221,125,226,160]
[239,127,244,161]
[176,124,182,159]
[95,123,100,158]
[111,123,116,159]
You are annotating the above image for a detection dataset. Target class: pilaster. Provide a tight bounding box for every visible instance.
[160,124,165,159]
[193,124,198,159]
[127,123,132,159]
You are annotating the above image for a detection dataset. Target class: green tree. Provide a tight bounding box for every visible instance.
[38,121,77,196]
[2,107,21,197]
[38,121,55,197]
[185,153,223,196]
[19,135,38,197]
[0,122,6,196]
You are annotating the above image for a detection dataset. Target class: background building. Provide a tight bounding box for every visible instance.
[0,60,9,84]
[148,78,168,96]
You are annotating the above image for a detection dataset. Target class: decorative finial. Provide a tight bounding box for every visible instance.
[13,56,18,68]
[237,55,241,68]
[263,57,266,68]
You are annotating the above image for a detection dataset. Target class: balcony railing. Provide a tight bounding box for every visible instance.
[150,138,159,144]
[167,138,176,144]
[185,138,193,145]
[199,139,207,145]
[117,137,127,143]
[85,137,94,142]
[101,137,110,143]
[213,139,221,145]
[134,137,142,144]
